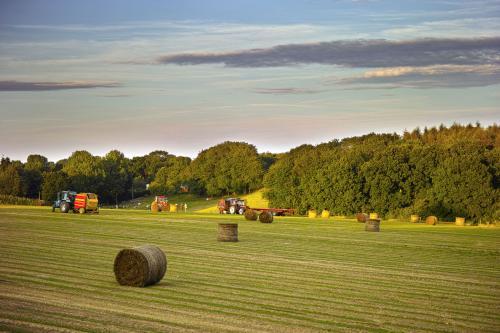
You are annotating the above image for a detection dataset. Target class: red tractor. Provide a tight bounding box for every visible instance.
[218,198,246,214]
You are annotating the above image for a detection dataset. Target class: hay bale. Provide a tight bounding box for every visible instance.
[321,210,330,218]
[150,201,159,213]
[113,245,167,287]
[425,216,438,225]
[244,209,258,221]
[455,217,465,226]
[170,204,177,213]
[365,219,380,232]
[259,211,273,223]
[218,223,238,242]
[356,213,368,223]
[308,210,317,218]
[410,215,420,223]
[369,213,379,219]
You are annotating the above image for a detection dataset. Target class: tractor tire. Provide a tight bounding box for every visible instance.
[79,207,86,214]
[238,207,245,215]
[60,202,70,213]
[229,206,236,214]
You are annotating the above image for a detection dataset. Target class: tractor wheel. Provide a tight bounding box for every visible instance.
[60,202,69,213]
[238,207,245,215]
[79,207,86,214]
[229,206,236,214]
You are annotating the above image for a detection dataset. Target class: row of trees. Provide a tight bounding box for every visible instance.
[0,123,498,220]
[264,124,499,221]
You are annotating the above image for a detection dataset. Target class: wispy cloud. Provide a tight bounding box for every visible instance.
[336,64,500,89]
[253,87,325,95]
[157,37,500,68]
[0,80,120,91]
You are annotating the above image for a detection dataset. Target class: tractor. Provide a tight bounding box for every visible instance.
[52,190,77,213]
[151,196,170,212]
[52,190,99,214]
[218,198,246,214]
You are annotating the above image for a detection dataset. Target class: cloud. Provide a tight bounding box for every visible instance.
[253,87,325,95]
[157,37,500,68]
[337,64,500,89]
[0,80,120,91]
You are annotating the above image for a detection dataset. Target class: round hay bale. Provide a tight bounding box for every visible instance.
[455,217,465,226]
[308,210,317,218]
[150,201,159,213]
[244,209,258,221]
[218,223,238,242]
[410,215,420,223]
[369,213,379,219]
[356,213,368,223]
[114,245,167,287]
[321,210,330,218]
[365,219,380,232]
[259,211,273,224]
[170,204,177,213]
[425,216,438,225]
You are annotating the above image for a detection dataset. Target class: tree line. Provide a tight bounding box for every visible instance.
[0,123,498,221]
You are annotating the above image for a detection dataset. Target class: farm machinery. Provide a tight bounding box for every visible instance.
[218,197,294,216]
[150,196,170,212]
[52,190,99,214]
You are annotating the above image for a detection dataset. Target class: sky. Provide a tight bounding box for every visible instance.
[0,0,499,162]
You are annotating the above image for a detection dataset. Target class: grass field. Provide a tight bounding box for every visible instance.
[0,206,498,332]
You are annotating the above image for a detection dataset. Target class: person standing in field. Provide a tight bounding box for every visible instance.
[183,203,187,213]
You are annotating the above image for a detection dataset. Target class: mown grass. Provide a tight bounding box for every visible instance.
[0,206,498,332]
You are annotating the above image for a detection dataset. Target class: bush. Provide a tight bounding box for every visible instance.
[0,194,45,206]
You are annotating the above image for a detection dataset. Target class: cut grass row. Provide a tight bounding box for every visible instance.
[0,206,499,332]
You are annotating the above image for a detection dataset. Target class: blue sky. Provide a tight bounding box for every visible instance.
[0,0,499,161]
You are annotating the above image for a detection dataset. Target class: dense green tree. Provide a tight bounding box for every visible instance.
[41,171,70,202]
[149,156,191,195]
[62,151,105,193]
[0,163,23,196]
[101,150,130,206]
[190,142,264,196]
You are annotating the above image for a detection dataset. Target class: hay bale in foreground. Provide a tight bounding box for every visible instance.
[365,219,380,232]
[218,223,238,242]
[426,216,438,225]
[356,213,368,223]
[321,210,330,218]
[410,215,420,223]
[259,211,273,223]
[455,217,465,226]
[114,245,167,287]
[244,209,258,221]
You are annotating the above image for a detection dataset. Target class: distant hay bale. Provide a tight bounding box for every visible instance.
[369,213,379,219]
[218,223,238,242]
[321,210,330,218]
[455,217,465,226]
[259,211,273,224]
[170,204,177,213]
[426,216,438,225]
[365,219,380,232]
[308,210,317,218]
[113,245,167,287]
[356,213,368,223]
[244,209,258,221]
[410,215,420,223]
[150,202,159,213]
